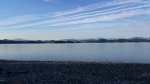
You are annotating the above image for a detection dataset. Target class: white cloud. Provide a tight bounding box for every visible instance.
[0,15,42,26]
[53,0,146,16]
[45,9,150,26]
[42,0,52,2]
[43,4,150,25]
[0,0,150,30]
[42,0,58,3]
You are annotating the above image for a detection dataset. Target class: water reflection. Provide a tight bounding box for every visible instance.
[0,43,150,63]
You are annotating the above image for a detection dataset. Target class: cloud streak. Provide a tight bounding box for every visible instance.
[42,0,55,2]
[0,15,41,26]
[0,0,150,30]
[53,0,147,17]
[46,9,150,26]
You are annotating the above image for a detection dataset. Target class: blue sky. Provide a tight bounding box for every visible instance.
[0,0,150,40]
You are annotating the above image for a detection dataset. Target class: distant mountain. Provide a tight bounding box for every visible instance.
[60,39,79,43]
[14,38,25,41]
[129,37,146,39]
[13,38,32,42]
[79,38,97,43]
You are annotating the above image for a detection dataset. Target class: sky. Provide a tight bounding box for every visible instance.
[0,0,150,40]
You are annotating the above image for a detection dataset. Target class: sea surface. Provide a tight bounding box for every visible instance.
[0,43,150,63]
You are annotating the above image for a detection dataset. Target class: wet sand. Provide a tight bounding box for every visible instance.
[0,60,150,84]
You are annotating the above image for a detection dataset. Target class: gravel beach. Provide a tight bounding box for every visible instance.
[0,61,150,84]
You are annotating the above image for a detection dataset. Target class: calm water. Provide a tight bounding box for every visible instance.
[0,43,150,63]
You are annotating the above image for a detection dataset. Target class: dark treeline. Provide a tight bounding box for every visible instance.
[0,38,150,44]
[0,39,46,44]
[96,38,150,43]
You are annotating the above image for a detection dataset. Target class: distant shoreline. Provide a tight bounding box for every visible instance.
[0,42,150,44]
[0,37,150,44]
